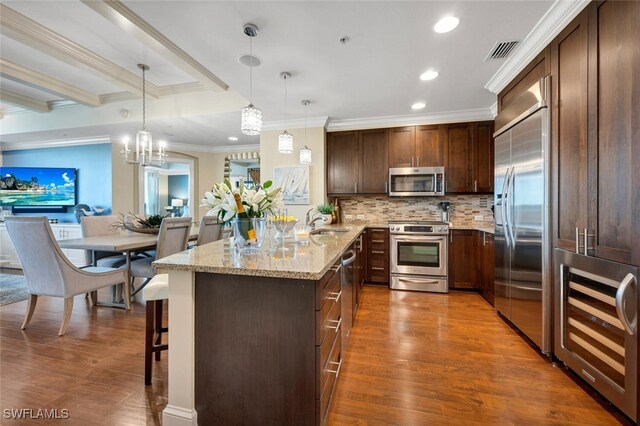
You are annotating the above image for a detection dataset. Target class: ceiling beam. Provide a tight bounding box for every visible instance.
[0,59,101,107]
[81,0,228,92]
[0,4,159,99]
[0,89,51,113]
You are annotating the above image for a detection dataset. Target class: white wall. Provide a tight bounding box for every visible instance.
[259,126,326,220]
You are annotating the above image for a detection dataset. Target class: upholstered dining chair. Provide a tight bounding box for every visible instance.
[197,215,223,246]
[4,217,129,336]
[129,217,191,296]
[80,215,130,268]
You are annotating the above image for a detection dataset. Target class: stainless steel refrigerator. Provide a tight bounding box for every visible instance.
[493,77,551,353]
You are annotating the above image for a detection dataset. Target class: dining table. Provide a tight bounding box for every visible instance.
[58,227,199,309]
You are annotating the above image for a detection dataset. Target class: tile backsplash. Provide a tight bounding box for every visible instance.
[337,195,495,226]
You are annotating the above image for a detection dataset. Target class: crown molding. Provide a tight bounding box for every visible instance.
[1,136,112,151]
[326,108,494,131]
[489,102,498,118]
[0,4,160,99]
[0,59,101,107]
[0,89,51,113]
[484,0,590,94]
[81,0,227,92]
[168,142,260,154]
[260,116,329,132]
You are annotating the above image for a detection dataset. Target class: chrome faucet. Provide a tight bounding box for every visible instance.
[305,208,324,230]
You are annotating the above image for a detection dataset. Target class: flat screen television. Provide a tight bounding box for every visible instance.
[0,167,77,207]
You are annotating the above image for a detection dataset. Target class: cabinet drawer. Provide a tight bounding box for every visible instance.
[318,335,341,424]
[316,261,341,310]
[316,328,342,398]
[316,278,342,346]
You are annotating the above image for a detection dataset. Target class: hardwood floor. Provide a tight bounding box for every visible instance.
[0,285,626,425]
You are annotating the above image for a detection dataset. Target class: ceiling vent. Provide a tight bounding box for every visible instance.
[485,41,519,61]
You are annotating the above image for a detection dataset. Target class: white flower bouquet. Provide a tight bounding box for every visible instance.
[200,179,284,224]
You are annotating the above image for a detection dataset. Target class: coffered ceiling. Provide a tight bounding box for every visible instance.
[0,1,562,150]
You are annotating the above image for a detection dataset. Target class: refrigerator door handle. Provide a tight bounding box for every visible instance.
[615,273,637,335]
[500,166,511,248]
[506,166,516,248]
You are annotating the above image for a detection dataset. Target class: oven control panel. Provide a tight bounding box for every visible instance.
[389,223,449,235]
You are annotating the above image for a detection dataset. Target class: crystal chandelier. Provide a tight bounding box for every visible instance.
[241,24,262,135]
[299,100,312,164]
[121,64,166,166]
[278,72,293,154]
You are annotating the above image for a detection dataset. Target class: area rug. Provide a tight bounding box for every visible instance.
[0,273,29,306]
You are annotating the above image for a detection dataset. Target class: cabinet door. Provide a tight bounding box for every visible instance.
[327,131,359,194]
[415,125,444,167]
[445,124,473,193]
[550,13,589,254]
[359,129,389,193]
[388,126,415,168]
[474,122,494,193]
[448,230,477,289]
[588,0,640,266]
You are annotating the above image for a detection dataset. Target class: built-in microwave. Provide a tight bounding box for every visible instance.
[388,167,445,196]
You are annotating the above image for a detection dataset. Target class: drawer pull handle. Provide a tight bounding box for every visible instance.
[328,318,342,333]
[327,358,343,377]
[328,290,342,302]
[330,264,342,274]
[371,239,385,243]
[371,267,385,271]
[371,250,385,254]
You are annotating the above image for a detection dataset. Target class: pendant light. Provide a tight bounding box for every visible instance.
[121,64,166,166]
[241,23,262,135]
[278,72,293,154]
[299,100,312,164]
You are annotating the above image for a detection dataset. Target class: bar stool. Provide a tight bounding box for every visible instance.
[143,273,168,385]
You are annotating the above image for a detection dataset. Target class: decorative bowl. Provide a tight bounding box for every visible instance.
[124,223,160,234]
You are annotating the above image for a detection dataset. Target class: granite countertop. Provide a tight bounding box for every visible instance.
[154,224,366,280]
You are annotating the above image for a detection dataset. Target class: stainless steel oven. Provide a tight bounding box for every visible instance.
[389,221,449,293]
[388,167,445,196]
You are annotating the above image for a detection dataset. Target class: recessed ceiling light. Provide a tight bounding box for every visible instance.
[228,136,238,141]
[411,102,426,110]
[420,70,439,81]
[434,16,459,33]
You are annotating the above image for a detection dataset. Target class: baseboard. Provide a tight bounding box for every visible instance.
[162,405,197,426]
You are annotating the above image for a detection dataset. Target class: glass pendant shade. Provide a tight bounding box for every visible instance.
[241,104,262,135]
[299,146,312,164]
[278,131,293,153]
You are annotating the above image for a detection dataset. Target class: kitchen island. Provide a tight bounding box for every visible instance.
[154,224,365,426]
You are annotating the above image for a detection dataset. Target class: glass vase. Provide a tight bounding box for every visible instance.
[232,217,267,252]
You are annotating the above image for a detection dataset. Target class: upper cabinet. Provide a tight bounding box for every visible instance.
[389,125,445,168]
[444,123,473,193]
[388,127,416,168]
[327,128,389,195]
[548,0,639,266]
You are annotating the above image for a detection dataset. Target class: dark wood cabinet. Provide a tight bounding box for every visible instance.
[478,231,495,305]
[445,124,473,193]
[326,131,359,194]
[549,0,639,266]
[365,228,389,284]
[359,129,389,193]
[474,122,494,193]
[416,125,445,167]
[448,229,478,290]
[388,126,415,168]
[327,129,388,195]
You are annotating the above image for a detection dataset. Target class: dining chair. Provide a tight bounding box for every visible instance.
[129,217,191,296]
[80,215,130,268]
[4,217,130,335]
[197,215,223,246]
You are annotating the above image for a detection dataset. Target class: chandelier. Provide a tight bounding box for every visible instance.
[121,64,166,166]
[299,100,311,164]
[278,72,293,154]
[241,24,262,135]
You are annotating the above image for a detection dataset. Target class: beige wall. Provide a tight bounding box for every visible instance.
[260,126,326,220]
[111,143,136,216]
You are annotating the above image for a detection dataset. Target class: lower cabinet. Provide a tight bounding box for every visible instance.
[448,230,478,289]
[448,229,495,306]
[365,228,389,284]
[0,223,87,268]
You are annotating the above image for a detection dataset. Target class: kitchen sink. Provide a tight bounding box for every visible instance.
[310,228,349,236]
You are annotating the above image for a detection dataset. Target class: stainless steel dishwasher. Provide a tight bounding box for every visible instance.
[341,246,357,351]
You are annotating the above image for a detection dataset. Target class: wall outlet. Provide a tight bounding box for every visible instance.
[345,214,353,219]
[474,215,483,221]
[356,214,366,220]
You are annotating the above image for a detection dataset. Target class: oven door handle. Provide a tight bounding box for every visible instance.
[391,236,447,242]
[397,277,442,285]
